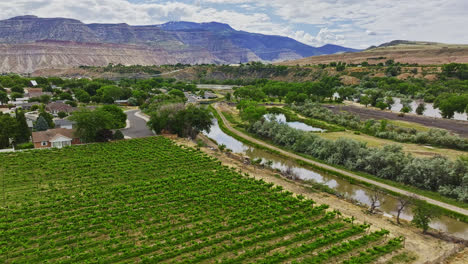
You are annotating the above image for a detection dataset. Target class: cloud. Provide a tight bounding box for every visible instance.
[0,0,467,48]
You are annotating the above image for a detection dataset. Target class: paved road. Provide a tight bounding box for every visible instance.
[214,103,468,217]
[122,110,154,139]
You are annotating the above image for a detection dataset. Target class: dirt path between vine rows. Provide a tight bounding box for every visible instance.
[171,136,465,264]
[213,103,468,217]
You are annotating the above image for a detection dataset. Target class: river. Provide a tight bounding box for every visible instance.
[203,118,468,239]
[264,114,325,132]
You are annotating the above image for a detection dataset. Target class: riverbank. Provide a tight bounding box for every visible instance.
[210,103,468,221]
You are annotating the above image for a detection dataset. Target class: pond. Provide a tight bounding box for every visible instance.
[264,114,325,132]
[203,118,468,239]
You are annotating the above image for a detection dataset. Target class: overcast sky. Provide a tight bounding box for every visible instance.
[1,0,467,48]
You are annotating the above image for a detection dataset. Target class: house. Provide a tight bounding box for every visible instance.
[332,92,341,101]
[54,119,76,129]
[30,80,38,87]
[46,102,76,115]
[203,92,218,99]
[32,128,81,149]
[25,88,44,98]
[115,99,129,106]
[15,102,41,110]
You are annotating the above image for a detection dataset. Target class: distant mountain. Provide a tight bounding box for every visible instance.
[0,16,359,73]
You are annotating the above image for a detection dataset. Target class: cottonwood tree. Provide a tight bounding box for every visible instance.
[69,109,113,143]
[412,200,440,234]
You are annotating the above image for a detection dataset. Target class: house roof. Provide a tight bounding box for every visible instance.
[54,119,76,127]
[32,128,77,143]
[46,102,75,112]
[26,88,43,94]
[49,134,72,143]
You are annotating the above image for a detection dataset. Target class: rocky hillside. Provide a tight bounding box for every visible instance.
[0,15,358,73]
[277,41,468,66]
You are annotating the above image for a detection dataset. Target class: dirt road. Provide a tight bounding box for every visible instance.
[326,104,468,138]
[214,103,468,217]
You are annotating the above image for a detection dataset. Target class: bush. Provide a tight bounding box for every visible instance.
[291,102,468,151]
[57,111,68,118]
[15,142,34,150]
[113,130,125,140]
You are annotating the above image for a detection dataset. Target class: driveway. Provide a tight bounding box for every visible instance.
[122,110,154,139]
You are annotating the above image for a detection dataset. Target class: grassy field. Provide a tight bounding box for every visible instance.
[387,120,431,132]
[318,131,467,160]
[0,137,402,263]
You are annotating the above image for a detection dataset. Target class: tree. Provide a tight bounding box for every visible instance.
[113,130,124,140]
[11,86,24,94]
[396,196,413,224]
[376,101,388,110]
[225,92,232,101]
[14,110,31,144]
[415,103,426,115]
[168,89,185,98]
[0,91,8,105]
[10,92,23,101]
[237,101,266,124]
[400,105,411,114]
[35,116,49,131]
[38,110,54,129]
[176,105,213,139]
[75,89,90,103]
[368,188,383,214]
[98,85,123,103]
[148,104,213,139]
[0,112,18,148]
[39,94,51,104]
[69,109,113,143]
[412,200,440,234]
[65,100,77,107]
[95,129,113,142]
[385,96,395,109]
[360,95,371,107]
[59,92,73,101]
[98,105,127,129]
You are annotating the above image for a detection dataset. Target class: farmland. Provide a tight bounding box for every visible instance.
[0,137,402,263]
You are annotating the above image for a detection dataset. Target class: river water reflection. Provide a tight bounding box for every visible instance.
[264,114,325,132]
[204,118,468,239]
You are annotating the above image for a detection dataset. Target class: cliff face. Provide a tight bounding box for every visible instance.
[0,16,359,73]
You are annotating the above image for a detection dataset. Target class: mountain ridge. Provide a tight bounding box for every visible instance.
[0,15,360,73]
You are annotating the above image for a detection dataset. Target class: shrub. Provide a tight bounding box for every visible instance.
[15,142,34,150]
[113,130,125,140]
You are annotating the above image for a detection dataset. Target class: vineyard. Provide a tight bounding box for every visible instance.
[0,137,403,263]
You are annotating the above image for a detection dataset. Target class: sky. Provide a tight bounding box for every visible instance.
[1,0,467,49]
